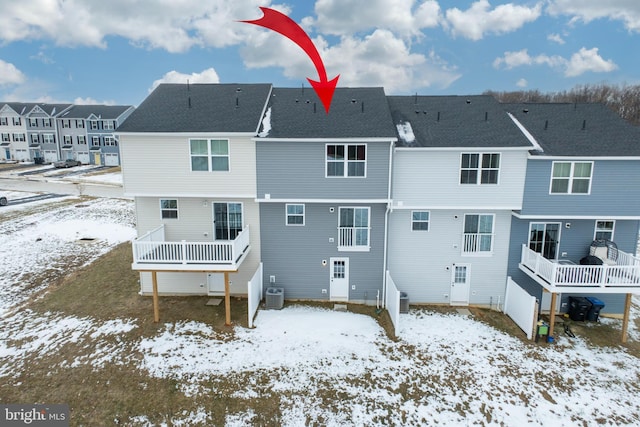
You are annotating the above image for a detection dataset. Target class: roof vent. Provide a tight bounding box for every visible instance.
[351,99,357,104]
[484,111,488,121]
[188,97,192,109]
[415,110,420,114]
[523,108,529,113]
[544,120,548,130]
[466,99,471,104]
[236,88,242,93]
[361,101,364,113]
[582,119,586,130]
[437,111,441,122]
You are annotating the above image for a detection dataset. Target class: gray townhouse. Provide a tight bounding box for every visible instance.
[255,87,397,303]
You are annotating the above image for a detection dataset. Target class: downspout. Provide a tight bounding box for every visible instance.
[382,139,394,308]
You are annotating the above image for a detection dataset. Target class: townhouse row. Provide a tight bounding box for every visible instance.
[118,83,640,318]
[0,102,134,165]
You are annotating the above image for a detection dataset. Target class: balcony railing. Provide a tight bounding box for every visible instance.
[519,244,640,292]
[337,227,370,251]
[132,224,250,271]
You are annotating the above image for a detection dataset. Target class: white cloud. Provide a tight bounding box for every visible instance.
[516,78,528,88]
[73,97,116,105]
[444,0,542,40]
[309,0,441,36]
[565,47,618,77]
[493,47,618,77]
[547,33,565,44]
[547,0,640,32]
[0,0,281,53]
[0,60,26,86]
[150,68,221,92]
[241,28,460,93]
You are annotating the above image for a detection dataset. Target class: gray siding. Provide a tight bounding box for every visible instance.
[506,217,640,314]
[387,209,512,305]
[522,160,640,216]
[256,141,390,199]
[259,202,386,303]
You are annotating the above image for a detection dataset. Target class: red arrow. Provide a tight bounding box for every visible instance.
[241,7,339,114]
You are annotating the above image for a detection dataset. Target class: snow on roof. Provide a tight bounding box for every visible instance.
[396,121,416,144]
[258,107,271,138]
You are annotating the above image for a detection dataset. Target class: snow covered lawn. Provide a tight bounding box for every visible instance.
[0,196,638,426]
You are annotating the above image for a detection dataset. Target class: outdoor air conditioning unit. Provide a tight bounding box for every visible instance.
[265,287,284,310]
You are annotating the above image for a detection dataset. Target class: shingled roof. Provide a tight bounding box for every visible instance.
[259,87,397,139]
[59,104,133,120]
[505,102,640,157]
[117,83,272,133]
[387,95,533,148]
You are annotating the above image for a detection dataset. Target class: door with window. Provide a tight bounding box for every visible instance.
[213,202,243,240]
[450,264,470,306]
[329,257,349,301]
[529,223,561,260]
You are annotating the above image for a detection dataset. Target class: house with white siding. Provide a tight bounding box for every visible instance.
[0,103,28,161]
[386,95,534,306]
[255,87,397,304]
[505,102,640,334]
[117,83,272,322]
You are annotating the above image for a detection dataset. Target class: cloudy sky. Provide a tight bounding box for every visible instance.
[0,0,639,106]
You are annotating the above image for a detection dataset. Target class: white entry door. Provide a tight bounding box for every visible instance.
[450,264,470,306]
[329,257,349,301]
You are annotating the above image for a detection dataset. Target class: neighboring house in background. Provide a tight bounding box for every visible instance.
[255,87,397,304]
[0,103,28,161]
[57,105,135,165]
[118,83,271,306]
[506,102,640,316]
[25,103,73,163]
[386,96,534,306]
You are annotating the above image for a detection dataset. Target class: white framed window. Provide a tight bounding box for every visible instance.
[460,153,500,184]
[594,220,615,241]
[160,199,178,219]
[550,161,593,194]
[13,133,25,142]
[103,121,114,130]
[77,135,86,144]
[44,118,52,127]
[190,139,229,172]
[326,144,366,177]
[12,117,21,125]
[104,136,117,146]
[286,204,305,226]
[463,214,494,254]
[43,134,54,144]
[1,133,9,142]
[62,120,70,128]
[76,120,85,128]
[411,211,430,231]
[91,136,101,146]
[338,207,370,251]
[30,134,39,143]
[0,117,7,126]
[529,222,561,260]
[63,135,72,145]
[29,118,38,127]
[90,120,99,130]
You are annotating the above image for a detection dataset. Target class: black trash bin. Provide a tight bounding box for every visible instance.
[399,292,409,313]
[568,296,591,321]
[585,297,605,321]
[34,157,44,165]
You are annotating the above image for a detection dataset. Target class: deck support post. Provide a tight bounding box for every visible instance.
[224,271,231,326]
[548,292,557,339]
[622,293,632,343]
[152,271,160,323]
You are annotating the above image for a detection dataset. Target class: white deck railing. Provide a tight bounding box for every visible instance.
[132,225,250,266]
[520,244,640,289]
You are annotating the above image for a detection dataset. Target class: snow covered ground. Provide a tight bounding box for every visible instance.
[0,190,638,426]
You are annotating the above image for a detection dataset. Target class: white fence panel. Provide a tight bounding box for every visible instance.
[247,263,263,328]
[385,270,401,337]
[503,276,537,340]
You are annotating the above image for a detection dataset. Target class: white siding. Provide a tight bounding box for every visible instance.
[120,134,256,197]
[392,150,527,209]
[387,209,511,305]
[137,196,262,296]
